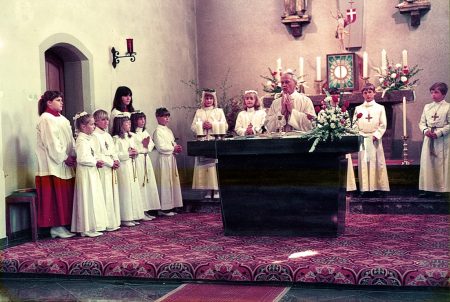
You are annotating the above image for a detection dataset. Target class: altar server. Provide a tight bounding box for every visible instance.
[352,83,390,195]
[36,91,76,239]
[71,112,108,237]
[190,89,227,199]
[234,90,267,136]
[266,71,315,132]
[418,82,449,197]
[92,109,121,231]
[153,108,183,215]
[112,114,145,226]
[130,111,161,218]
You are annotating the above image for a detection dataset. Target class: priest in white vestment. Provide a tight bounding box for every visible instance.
[266,71,315,133]
[419,82,450,195]
[352,83,390,194]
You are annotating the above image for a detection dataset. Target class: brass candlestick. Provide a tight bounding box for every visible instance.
[401,135,411,165]
[314,80,323,95]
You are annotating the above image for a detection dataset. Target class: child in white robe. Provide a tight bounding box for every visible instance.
[109,86,135,133]
[71,112,108,237]
[234,90,267,136]
[131,111,161,219]
[418,82,450,197]
[352,83,390,196]
[190,89,227,199]
[112,114,146,226]
[153,108,183,216]
[92,109,121,231]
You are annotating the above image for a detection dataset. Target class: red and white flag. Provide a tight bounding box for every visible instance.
[346,8,356,24]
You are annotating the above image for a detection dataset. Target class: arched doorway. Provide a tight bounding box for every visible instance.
[44,44,88,121]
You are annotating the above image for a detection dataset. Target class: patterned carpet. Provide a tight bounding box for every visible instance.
[1,213,449,287]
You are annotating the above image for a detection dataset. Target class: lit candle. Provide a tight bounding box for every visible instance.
[299,57,304,79]
[381,49,387,75]
[402,96,407,137]
[212,121,219,135]
[276,58,282,82]
[363,51,368,78]
[126,38,134,54]
[402,49,408,67]
[316,56,321,81]
[195,119,203,136]
[219,121,226,135]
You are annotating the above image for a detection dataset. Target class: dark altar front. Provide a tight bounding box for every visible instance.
[187,135,360,237]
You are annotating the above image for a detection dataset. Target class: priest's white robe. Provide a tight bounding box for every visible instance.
[190,107,228,190]
[152,125,183,210]
[134,127,161,211]
[266,91,315,132]
[71,132,108,233]
[419,100,450,192]
[114,133,145,221]
[234,108,267,136]
[92,128,121,230]
[352,101,390,192]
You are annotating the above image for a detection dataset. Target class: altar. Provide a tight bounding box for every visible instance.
[187,135,361,237]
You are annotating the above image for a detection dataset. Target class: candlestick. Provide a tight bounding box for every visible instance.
[402,96,407,137]
[381,49,387,75]
[362,51,368,78]
[402,49,408,67]
[314,80,323,95]
[316,56,321,81]
[401,135,411,165]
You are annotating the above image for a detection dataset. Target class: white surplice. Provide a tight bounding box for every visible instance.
[71,132,108,233]
[265,91,315,132]
[152,125,183,210]
[234,108,267,136]
[114,133,145,221]
[419,99,450,192]
[190,107,228,190]
[352,101,390,192]
[134,127,161,211]
[92,127,121,230]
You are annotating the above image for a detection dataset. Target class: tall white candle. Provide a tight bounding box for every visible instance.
[299,57,304,79]
[218,121,226,135]
[402,96,407,137]
[316,56,321,81]
[276,58,282,82]
[381,49,387,75]
[402,49,408,67]
[363,51,368,78]
[212,121,219,135]
[195,119,203,136]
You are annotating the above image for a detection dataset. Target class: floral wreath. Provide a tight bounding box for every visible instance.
[73,111,88,121]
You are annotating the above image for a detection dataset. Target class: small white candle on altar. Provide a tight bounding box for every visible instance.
[402,96,407,137]
[218,121,226,135]
[276,58,282,82]
[316,56,321,81]
[212,121,219,135]
[299,57,304,79]
[362,51,368,78]
[402,49,408,67]
[381,49,387,75]
[195,119,203,136]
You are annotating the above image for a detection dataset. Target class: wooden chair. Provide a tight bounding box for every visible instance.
[6,190,38,242]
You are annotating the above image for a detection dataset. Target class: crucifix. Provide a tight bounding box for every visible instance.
[365,114,372,122]
[431,112,439,121]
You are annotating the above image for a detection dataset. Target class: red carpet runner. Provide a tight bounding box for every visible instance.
[155,284,289,302]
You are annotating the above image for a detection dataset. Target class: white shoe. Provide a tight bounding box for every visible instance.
[50,227,76,239]
[106,226,120,232]
[132,220,141,225]
[121,221,136,227]
[213,192,220,199]
[60,226,75,236]
[158,211,175,216]
[204,194,212,199]
[81,231,103,238]
[141,215,153,221]
[145,213,156,219]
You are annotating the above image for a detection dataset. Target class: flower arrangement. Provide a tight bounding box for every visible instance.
[304,91,361,152]
[374,60,422,97]
[260,67,282,95]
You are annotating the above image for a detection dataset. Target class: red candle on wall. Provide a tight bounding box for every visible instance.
[126,38,133,54]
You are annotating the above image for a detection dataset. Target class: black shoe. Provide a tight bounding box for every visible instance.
[434,193,443,199]
[418,192,429,198]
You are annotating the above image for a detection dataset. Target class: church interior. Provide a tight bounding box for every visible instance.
[0,0,449,301]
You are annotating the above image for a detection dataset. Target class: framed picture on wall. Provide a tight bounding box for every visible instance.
[326,53,360,91]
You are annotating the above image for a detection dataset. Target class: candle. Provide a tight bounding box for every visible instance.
[381,49,387,75]
[218,121,226,135]
[195,119,203,136]
[402,49,408,67]
[402,96,407,137]
[299,57,304,79]
[212,121,219,135]
[126,38,134,54]
[276,58,282,82]
[316,56,321,81]
[362,51,368,78]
